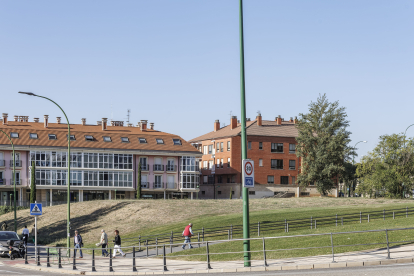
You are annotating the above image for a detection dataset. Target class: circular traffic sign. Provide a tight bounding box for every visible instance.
[244,161,253,176]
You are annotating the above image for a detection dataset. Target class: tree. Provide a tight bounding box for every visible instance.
[296,94,354,195]
[339,162,357,197]
[136,162,142,199]
[356,134,414,198]
[30,161,36,203]
[229,187,233,199]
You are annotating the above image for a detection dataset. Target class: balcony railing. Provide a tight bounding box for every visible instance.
[140,164,149,171]
[9,179,21,185]
[166,165,177,172]
[9,160,22,167]
[0,160,5,167]
[140,182,149,188]
[153,164,164,171]
[0,179,5,185]
[166,182,176,189]
[153,182,164,189]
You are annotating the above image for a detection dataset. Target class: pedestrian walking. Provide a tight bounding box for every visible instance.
[112,230,126,258]
[74,230,83,258]
[100,229,109,257]
[21,225,29,246]
[30,224,36,243]
[181,223,193,249]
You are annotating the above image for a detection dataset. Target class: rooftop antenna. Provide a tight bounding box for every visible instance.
[126,109,130,124]
[257,110,261,115]
[111,104,113,122]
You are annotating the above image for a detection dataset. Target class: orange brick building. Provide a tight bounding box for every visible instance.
[190,114,338,199]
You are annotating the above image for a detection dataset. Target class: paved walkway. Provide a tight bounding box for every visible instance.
[4,243,414,275]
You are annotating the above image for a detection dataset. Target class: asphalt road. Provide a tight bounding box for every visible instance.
[2,262,414,276]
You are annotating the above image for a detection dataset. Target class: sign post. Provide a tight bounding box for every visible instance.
[243,160,254,188]
[30,202,42,262]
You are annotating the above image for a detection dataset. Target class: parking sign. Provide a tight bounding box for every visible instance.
[243,159,254,188]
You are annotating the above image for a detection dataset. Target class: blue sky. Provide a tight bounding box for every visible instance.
[1,0,413,161]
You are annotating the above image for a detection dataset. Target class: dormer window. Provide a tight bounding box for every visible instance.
[85,135,94,141]
[67,135,76,141]
[103,136,112,142]
[139,138,147,144]
[29,133,38,139]
[173,139,181,145]
[10,132,19,138]
[121,137,129,143]
[156,138,164,144]
[48,134,57,140]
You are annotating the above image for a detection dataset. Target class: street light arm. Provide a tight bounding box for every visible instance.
[404,124,414,138]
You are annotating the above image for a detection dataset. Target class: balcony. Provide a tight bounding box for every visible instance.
[9,179,21,185]
[9,160,22,167]
[0,179,5,185]
[0,160,5,167]
[140,164,149,171]
[140,182,149,189]
[153,164,164,172]
[153,182,164,189]
[166,165,177,172]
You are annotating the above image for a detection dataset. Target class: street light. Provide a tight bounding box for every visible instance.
[350,141,367,197]
[404,124,414,147]
[0,130,16,232]
[18,91,71,250]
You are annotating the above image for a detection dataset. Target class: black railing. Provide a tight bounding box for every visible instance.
[9,160,22,167]
[153,182,164,189]
[140,164,149,171]
[8,179,21,185]
[0,179,5,185]
[153,164,164,171]
[166,165,177,172]
[0,160,5,166]
[141,182,149,188]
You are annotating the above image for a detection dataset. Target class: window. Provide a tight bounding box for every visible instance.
[48,134,57,140]
[203,161,208,169]
[218,191,222,195]
[10,132,18,138]
[203,175,208,184]
[154,175,163,188]
[114,154,133,169]
[259,142,263,150]
[271,159,283,169]
[248,141,252,150]
[139,157,148,170]
[102,136,111,142]
[181,173,199,189]
[289,144,296,153]
[173,139,181,145]
[216,143,220,152]
[217,159,220,168]
[267,175,274,184]
[85,135,94,141]
[121,137,129,143]
[220,158,223,168]
[208,145,213,154]
[291,176,296,184]
[281,176,289,184]
[201,191,206,195]
[259,159,263,166]
[249,191,256,195]
[208,175,215,184]
[203,146,208,155]
[84,153,98,168]
[139,138,147,143]
[227,158,231,167]
[220,142,223,152]
[227,141,230,151]
[271,143,283,153]
[217,176,222,183]
[30,133,38,139]
[156,138,164,144]
[180,156,199,172]
[289,160,296,170]
[208,160,214,169]
[67,135,76,141]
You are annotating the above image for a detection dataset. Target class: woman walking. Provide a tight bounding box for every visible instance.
[112,230,126,258]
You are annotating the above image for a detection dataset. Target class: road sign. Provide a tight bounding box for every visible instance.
[243,159,254,188]
[30,203,42,216]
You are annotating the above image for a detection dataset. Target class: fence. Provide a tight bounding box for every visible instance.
[24,227,414,272]
[122,206,414,248]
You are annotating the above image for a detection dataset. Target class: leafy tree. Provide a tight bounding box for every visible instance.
[339,162,357,197]
[296,94,354,195]
[136,162,142,199]
[30,161,36,203]
[356,134,414,198]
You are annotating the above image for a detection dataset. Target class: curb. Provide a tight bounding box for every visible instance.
[11,258,413,275]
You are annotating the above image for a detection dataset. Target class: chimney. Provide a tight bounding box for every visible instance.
[276,115,282,125]
[14,115,18,122]
[140,120,147,131]
[128,123,133,127]
[136,122,141,128]
[257,113,262,126]
[149,123,154,130]
[294,116,298,124]
[289,117,293,123]
[34,118,39,123]
[246,118,250,122]
[56,117,61,124]
[2,113,8,125]
[102,118,108,130]
[44,115,49,128]
[231,116,238,130]
[214,120,220,132]
[81,118,86,126]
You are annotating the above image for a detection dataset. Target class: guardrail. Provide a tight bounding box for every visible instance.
[24,227,414,272]
[123,206,414,248]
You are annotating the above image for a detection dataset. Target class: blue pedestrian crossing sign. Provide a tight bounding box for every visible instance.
[30,203,42,216]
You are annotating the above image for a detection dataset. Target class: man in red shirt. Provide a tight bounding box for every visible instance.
[181,223,193,249]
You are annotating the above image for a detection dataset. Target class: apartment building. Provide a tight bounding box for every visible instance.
[190,114,338,199]
[0,113,202,205]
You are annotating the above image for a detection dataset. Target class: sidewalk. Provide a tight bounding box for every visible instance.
[5,244,414,275]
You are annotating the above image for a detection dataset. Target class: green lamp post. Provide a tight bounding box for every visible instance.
[19,92,72,250]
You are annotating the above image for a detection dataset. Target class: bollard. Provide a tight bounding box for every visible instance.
[25,246,28,264]
[368,214,370,223]
[407,207,408,218]
[37,247,40,266]
[170,232,173,253]
[198,233,200,248]
[92,249,96,272]
[228,230,230,240]
[330,233,336,263]
[109,249,113,272]
[202,227,205,241]
[287,222,289,232]
[230,224,233,239]
[311,216,313,229]
[146,244,149,257]
[393,212,395,219]
[73,247,76,270]
[383,209,385,220]
[262,237,268,267]
[47,248,50,267]
[285,219,287,232]
[163,244,167,271]
[206,241,212,269]
[360,211,362,223]
[156,238,158,256]
[385,229,390,259]
[336,214,338,227]
[139,235,141,251]
[258,221,260,236]
[58,248,62,269]
[132,246,137,272]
